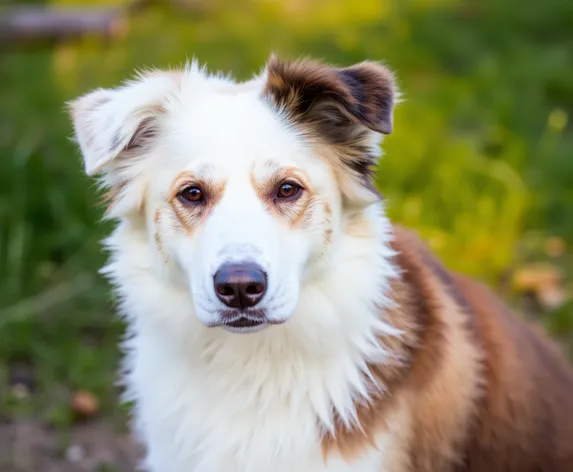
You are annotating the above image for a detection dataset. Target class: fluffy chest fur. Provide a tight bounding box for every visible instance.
[107,210,403,472]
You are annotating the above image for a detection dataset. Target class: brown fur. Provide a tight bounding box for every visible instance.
[322,225,573,471]
[263,54,396,136]
[262,56,396,202]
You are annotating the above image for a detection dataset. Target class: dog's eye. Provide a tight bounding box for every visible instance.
[276,182,301,200]
[178,186,204,203]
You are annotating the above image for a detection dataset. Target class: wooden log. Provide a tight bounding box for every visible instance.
[0,7,129,44]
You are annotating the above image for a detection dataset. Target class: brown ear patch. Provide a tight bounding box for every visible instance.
[262,55,397,202]
[263,55,396,136]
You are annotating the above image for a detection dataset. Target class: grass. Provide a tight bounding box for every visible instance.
[0,0,572,446]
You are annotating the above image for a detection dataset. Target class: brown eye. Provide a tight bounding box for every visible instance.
[179,186,204,203]
[277,182,301,200]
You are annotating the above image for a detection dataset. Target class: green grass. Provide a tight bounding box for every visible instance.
[1,0,572,427]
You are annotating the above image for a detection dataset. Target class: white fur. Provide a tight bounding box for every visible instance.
[71,60,402,471]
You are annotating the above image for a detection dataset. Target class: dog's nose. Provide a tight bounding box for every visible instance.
[213,263,267,309]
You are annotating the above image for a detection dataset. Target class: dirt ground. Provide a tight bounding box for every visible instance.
[0,418,141,472]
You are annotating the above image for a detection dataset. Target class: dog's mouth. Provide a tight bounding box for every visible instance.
[209,308,286,333]
[214,309,270,333]
[225,317,264,329]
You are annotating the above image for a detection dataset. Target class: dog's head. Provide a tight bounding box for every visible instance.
[69,56,397,333]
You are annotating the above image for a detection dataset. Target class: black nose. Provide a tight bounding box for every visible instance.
[213,263,267,309]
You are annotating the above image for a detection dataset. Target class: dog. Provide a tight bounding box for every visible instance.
[68,55,573,472]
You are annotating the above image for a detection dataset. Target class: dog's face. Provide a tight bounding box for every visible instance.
[70,56,397,333]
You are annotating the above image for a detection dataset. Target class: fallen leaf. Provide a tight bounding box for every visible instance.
[512,264,561,293]
[512,264,569,309]
[71,390,99,418]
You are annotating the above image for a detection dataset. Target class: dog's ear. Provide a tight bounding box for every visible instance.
[68,73,177,176]
[68,72,179,217]
[262,55,398,204]
[263,55,396,136]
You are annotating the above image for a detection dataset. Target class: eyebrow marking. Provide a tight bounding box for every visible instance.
[249,163,315,229]
[169,170,226,234]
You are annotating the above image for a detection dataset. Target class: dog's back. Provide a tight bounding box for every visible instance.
[453,271,573,471]
[389,226,573,472]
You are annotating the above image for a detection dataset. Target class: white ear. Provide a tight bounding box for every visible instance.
[68,73,178,176]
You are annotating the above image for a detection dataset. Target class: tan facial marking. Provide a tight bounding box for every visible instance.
[322,202,333,246]
[250,163,314,228]
[287,192,314,228]
[169,171,226,234]
[153,208,165,255]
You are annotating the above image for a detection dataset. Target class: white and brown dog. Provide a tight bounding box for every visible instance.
[69,55,573,472]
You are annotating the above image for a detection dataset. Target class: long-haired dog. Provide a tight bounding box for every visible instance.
[69,55,573,472]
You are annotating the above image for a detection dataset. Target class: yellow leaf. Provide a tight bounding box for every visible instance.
[512,264,561,293]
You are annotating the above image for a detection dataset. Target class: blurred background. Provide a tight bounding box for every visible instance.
[1,0,572,470]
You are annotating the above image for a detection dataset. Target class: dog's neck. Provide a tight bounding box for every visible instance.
[104,203,404,467]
